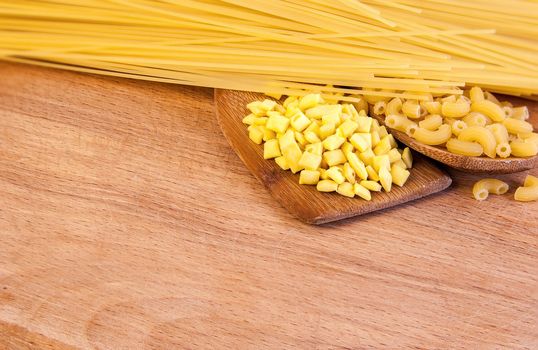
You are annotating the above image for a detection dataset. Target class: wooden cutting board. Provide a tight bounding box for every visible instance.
[1,62,537,349]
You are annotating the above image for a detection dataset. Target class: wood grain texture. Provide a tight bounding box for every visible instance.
[371,97,538,173]
[0,62,537,349]
[215,89,451,224]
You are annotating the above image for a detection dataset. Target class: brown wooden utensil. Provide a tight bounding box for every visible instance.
[215,89,452,224]
[370,96,538,174]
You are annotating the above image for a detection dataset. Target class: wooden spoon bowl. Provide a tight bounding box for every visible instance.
[371,96,538,174]
[214,89,452,224]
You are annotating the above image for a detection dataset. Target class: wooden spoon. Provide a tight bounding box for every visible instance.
[370,96,538,174]
[214,89,452,224]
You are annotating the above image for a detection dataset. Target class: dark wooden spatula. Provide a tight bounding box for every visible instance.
[214,89,452,224]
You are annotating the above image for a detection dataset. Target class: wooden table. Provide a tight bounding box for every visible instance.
[1,62,537,349]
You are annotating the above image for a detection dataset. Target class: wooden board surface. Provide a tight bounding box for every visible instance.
[215,89,451,224]
[0,62,537,349]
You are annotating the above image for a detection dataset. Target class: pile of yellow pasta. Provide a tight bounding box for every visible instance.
[472,175,538,202]
[243,94,412,199]
[375,87,537,158]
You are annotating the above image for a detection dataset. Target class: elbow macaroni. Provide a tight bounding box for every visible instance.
[514,175,538,202]
[472,179,509,201]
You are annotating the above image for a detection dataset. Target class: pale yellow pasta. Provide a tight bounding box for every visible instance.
[413,124,452,145]
[519,132,538,146]
[391,164,410,187]
[484,91,501,105]
[502,118,533,134]
[450,120,467,137]
[485,123,509,144]
[442,100,470,118]
[385,98,402,116]
[405,123,419,138]
[495,142,511,158]
[510,139,538,157]
[462,112,488,127]
[421,101,442,115]
[511,106,529,121]
[446,138,483,156]
[469,86,484,103]
[472,179,509,201]
[471,100,505,122]
[457,126,497,158]
[385,114,416,133]
[514,175,538,202]
[502,106,513,118]
[418,114,443,130]
[402,100,421,119]
[373,101,387,115]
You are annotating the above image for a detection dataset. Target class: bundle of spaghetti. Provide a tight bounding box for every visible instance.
[0,0,537,100]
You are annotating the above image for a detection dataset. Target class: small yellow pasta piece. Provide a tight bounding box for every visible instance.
[360,180,382,192]
[266,113,290,134]
[446,138,483,157]
[298,151,322,170]
[373,135,392,155]
[495,142,511,158]
[486,123,509,144]
[402,147,413,168]
[323,134,346,151]
[421,101,442,115]
[413,124,452,145]
[385,114,416,134]
[502,118,533,134]
[373,101,387,115]
[457,126,497,158]
[366,165,380,181]
[370,130,381,147]
[248,125,264,144]
[469,86,484,102]
[472,179,509,201]
[450,120,467,137]
[299,170,320,185]
[378,125,389,139]
[502,106,513,118]
[299,94,322,110]
[378,166,392,192]
[484,91,500,105]
[470,100,505,122]
[387,148,402,163]
[323,149,347,166]
[359,149,375,166]
[442,101,470,118]
[393,159,407,169]
[391,164,410,187]
[385,98,402,116]
[290,111,311,132]
[322,111,341,126]
[511,106,529,121]
[343,162,356,184]
[316,179,338,192]
[325,166,346,184]
[348,133,371,152]
[353,183,371,200]
[514,175,538,202]
[346,152,368,180]
[337,119,359,138]
[337,182,355,198]
[263,139,281,159]
[419,114,443,130]
[341,142,354,155]
[355,116,372,133]
[402,100,421,119]
[275,156,289,170]
[373,155,391,173]
[462,112,488,127]
[510,139,538,157]
[282,143,304,173]
[319,123,336,140]
[519,132,538,146]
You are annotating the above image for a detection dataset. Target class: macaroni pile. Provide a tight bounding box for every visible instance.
[472,175,538,202]
[375,87,537,158]
[243,94,413,199]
